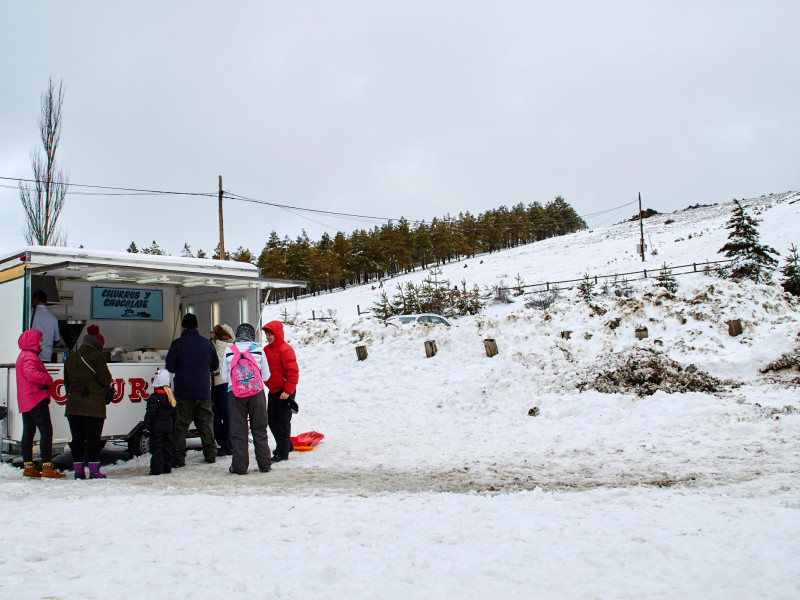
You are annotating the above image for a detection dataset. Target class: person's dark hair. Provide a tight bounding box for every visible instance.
[32,290,48,304]
[181,313,199,329]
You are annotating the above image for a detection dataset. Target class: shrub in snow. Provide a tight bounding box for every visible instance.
[490,280,514,305]
[373,268,486,317]
[525,288,561,310]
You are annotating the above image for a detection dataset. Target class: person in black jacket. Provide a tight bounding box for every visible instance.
[143,368,176,475]
[165,313,219,467]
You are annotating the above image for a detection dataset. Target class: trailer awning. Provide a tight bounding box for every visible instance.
[0,247,307,292]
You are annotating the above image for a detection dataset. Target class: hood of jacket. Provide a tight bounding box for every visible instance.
[264,320,285,346]
[79,334,104,353]
[18,329,42,353]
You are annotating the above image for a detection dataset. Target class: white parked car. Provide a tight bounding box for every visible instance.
[385,314,452,326]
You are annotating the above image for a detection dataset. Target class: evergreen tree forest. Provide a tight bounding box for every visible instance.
[127,197,586,298]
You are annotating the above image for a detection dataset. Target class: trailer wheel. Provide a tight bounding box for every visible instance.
[128,429,150,456]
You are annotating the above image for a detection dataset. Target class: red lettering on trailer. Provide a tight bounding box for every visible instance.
[49,378,148,404]
[128,378,148,401]
[109,379,125,404]
[51,381,67,405]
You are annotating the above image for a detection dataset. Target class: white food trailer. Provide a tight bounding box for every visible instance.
[0,246,305,459]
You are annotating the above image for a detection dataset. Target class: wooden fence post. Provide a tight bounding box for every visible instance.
[483,339,498,357]
[560,331,572,340]
[356,345,368,361]
[425,340,438,358]
[727,320,743,337]
[635,327,648,339]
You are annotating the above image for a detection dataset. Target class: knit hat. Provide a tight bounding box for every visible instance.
[86,324,105,346]
[235,323,255,342]
[152,368,171,388]
[181,313,198,329]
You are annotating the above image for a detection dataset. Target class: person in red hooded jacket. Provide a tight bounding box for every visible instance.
[261,321,299,462]
[16,329,65,478]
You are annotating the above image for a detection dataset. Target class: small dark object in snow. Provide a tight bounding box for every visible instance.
[528,407,540,417]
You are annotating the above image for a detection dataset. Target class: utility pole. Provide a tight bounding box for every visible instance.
[638,192,645,262]
[218,175,225,259]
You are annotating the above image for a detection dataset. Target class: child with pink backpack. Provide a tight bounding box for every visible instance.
[220,323,271,475]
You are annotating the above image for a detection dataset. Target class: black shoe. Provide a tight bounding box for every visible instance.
[271,455,288,463]
[229,466,246,475]
[204,457,216,464]
[259,466,271,473]
[163,468,171,474]
[217,449,231,457]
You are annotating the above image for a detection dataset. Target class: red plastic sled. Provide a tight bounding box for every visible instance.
[291,431,324,451]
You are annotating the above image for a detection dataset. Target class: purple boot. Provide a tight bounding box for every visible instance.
[88,462,107,479]
[73,461,86,480]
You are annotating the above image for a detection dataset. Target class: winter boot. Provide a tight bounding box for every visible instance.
[87,462,107,479]
[23,461,41,478]
[41,462,66,479]
[73,462,86,480]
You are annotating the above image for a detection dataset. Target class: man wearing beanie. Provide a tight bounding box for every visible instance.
[165,312,219,467]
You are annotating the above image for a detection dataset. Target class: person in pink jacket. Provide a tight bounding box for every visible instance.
[16,330,65,478]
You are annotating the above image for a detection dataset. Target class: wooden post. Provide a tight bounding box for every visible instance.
[727,320,743,337]
[355,345,368,361]
[312,310,316,321]
[357,304,361,316]
[639,192,645,262]
[635,327,648,340]
[483,339,498,357]
[218,175,225,259]
[560,331,572,340]
[425,340,437,358]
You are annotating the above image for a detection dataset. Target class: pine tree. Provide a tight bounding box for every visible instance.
[212,243,230,260]
[718,200,779,283]
[577,273,594,302]
[230,246,254,264]
[141,240,164,255]
[180,243,194,258]
[655,263,678,293]
[126,241,139,253]
[780,243,800,296]
[258,232,287,279]
[372,290,393,320]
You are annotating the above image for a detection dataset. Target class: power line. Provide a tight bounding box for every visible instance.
[2,174,639,229]
[0,176,217,198]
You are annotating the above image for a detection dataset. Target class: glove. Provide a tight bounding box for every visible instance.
[288,399,299,414]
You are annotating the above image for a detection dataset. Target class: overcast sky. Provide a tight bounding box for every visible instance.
[1,1,798,257]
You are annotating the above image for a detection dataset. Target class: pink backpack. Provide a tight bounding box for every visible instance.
[230,345,264,398]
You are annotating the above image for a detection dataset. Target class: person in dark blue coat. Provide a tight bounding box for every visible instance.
[143,368,176,475]
[165,313,219,467]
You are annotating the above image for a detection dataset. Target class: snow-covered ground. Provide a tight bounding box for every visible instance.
[2,192,799,599]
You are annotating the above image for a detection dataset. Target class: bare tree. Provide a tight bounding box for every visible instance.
[19,78,69,246]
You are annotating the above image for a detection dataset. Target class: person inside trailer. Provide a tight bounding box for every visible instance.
[30,290,61,362]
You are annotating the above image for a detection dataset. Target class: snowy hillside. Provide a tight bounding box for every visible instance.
[2,192,799,599]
